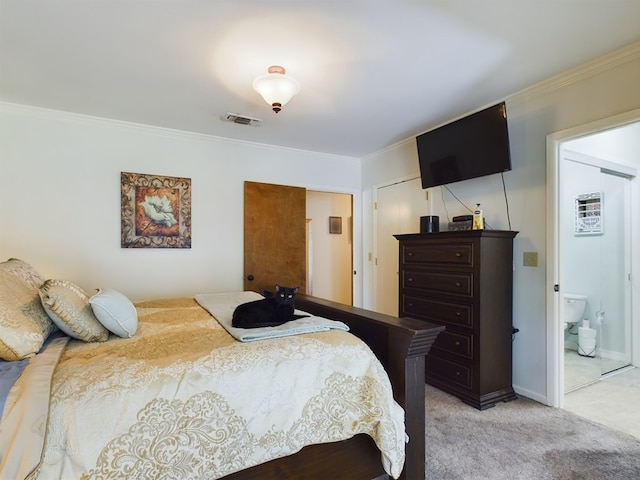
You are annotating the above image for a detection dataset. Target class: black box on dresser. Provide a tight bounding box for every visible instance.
[394,230,518,410]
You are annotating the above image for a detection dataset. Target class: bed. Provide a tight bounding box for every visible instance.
[0,258,443,480]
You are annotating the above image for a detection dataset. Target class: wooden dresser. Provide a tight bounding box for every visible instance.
[394,230,518,410]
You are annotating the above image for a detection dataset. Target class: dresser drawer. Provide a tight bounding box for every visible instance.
[426,354,472,389]
[402,295,473,328]
[432,331,474,360]
[402,243,473,266]
[402,270,473,297]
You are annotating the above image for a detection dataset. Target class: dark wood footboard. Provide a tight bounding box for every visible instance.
[223,295,443,480]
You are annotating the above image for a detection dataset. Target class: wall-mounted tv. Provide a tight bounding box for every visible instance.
[416,102,512,189]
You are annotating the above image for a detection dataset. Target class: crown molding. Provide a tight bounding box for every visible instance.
[0,101,358,161]
[507,41,640,104]
[3,41,638,161]
[365,41,640,159]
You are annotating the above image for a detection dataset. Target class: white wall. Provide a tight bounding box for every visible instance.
[560,159,627,355]
[360,43,640,402]
[306,191,352,304]
[0,103,361,302]
[565,122,640,163]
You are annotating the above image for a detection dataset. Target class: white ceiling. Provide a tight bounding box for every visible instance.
[1,1,639,158]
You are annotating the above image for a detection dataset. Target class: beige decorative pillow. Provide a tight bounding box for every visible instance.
[39,279,109,343]
[0,258,56,361]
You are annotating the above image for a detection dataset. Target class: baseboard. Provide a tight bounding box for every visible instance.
[599,348,627,363]
[513,384,548,405]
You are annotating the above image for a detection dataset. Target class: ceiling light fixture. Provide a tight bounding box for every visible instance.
[253,65,300,113]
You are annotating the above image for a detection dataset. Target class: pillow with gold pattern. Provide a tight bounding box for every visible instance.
[0,258,56,361]
[39,279,109,343]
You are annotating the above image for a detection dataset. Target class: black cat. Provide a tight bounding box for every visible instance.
[232,285,309,329]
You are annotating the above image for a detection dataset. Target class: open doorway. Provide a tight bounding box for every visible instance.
[306,190,353,305]
[243,181,354,306]
[546,109,640,409]
[559,149,633,392]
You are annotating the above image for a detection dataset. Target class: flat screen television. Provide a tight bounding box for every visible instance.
[416,102,512,189]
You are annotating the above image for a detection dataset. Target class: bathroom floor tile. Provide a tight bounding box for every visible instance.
[564,365,640,440]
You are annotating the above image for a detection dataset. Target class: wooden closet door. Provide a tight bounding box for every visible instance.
[243,181,307,294]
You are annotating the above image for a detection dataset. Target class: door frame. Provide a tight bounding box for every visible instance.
[306,189,354,304]
[304,183,362,307]
[546,108,640,408]
[242,180,361,305]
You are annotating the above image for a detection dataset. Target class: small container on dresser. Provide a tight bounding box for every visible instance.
[394,230,518,410]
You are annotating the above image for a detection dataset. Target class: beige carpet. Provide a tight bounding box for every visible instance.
[424,385,640,480]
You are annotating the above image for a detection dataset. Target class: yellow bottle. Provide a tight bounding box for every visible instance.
[473,203,483,230]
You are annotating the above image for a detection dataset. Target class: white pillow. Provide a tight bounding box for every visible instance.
[39,279,109,342]
[89,288,138,338]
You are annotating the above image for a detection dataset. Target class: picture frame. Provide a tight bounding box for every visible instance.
[329,216,342,234]
[121,172,192,248]
[574,192,603,236]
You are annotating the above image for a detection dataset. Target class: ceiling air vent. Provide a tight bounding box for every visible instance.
[221,112,262,127]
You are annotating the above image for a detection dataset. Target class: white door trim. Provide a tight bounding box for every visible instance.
[546,108,640,408]
[305,183,362,306]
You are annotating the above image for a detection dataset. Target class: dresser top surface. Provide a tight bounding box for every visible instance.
[394,230,518,241]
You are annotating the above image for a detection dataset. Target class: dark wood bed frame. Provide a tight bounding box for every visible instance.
[222,294,444,480]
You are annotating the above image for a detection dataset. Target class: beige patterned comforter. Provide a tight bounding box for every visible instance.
[28,295,405,479]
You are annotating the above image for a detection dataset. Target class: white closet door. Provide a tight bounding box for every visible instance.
[375,177,429,315]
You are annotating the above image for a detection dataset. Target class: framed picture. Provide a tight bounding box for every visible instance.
[121,172,192,248]
[574,192,603,236]
[329,216,342,234]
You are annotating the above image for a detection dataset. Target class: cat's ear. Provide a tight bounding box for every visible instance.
[275,284,281,292]
[293,287,299,294]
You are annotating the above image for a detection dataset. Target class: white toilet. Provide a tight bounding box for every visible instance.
[563,293,587,330]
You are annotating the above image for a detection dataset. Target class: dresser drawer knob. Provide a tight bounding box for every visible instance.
[455,282,461,287]
[455,252,462,257]
[456,371,461,376]
[408,277,414,282]
[407,252,414,257]
[455,341,460,346]
[455,311,461,316]
[408,302,413,307]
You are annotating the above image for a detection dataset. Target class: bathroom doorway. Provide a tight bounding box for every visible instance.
[559,149,632,392]
[546,109,640,408]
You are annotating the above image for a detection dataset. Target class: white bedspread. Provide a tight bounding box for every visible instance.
[0,336,69,480]
[12,295,406,479]
[195,291,349,341]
